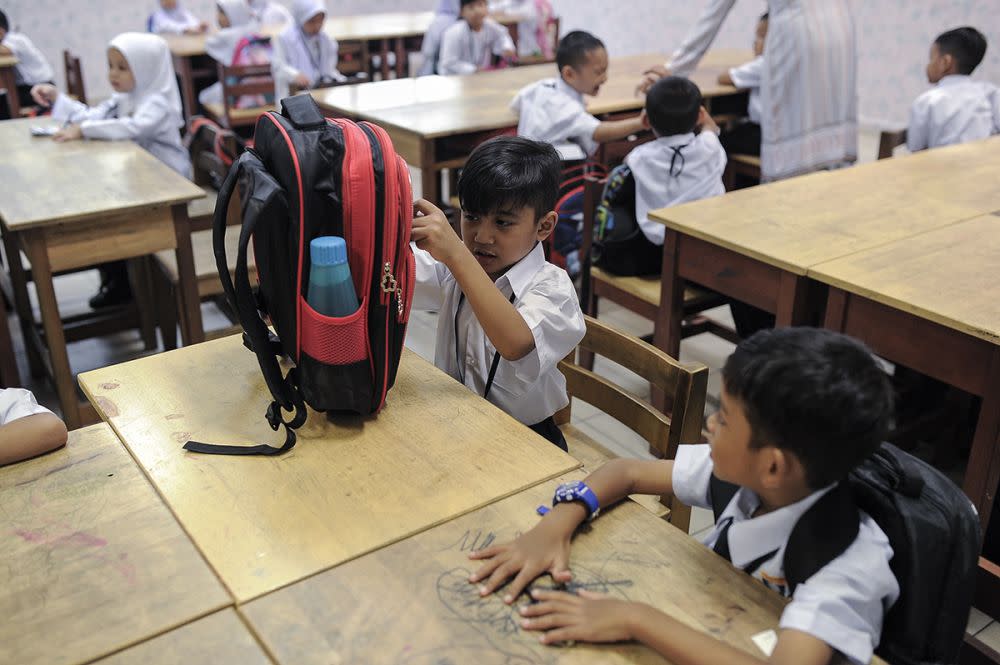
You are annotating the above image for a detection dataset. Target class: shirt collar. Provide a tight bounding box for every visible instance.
[555,77,586,104]
[723,483,837,569]
[938,74,971,87]
[497,241,546,299]
[656,131,697,147]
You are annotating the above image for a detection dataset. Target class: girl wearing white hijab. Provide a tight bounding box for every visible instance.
[198,0,262,107]
[248,0,293,26]
[149,0,207,35]
[272,0,345,100]
[418,0,459,76]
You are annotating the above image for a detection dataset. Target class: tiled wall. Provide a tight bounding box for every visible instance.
[3,0,998,127]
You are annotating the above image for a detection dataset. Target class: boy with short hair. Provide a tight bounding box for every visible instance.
[0,8,54,118]
[717,12,768,156]
[908,26,1000,152]
[511,30,646,158]
[411,136,586,451]
[438,0,515,75]
[469,327,899,665]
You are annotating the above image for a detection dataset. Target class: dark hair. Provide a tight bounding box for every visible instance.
[760,12,769,22]
[722,327,893,489]
[0,10,8,32]
[556,30,605,72]
[460,0,484,8]
[645,76,702,137]
[458,136,561,219]
[935,26,988,75]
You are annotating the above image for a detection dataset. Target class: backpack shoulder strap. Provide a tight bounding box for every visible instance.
[784,481,860,594]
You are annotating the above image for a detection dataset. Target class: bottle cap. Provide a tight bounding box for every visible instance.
[310,236,348,266]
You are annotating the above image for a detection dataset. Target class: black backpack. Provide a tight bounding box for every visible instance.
[590,163,662,277]
[184,95,415,456]
[709,442,981,665]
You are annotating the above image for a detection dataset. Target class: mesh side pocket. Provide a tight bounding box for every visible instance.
[299,296,369,365]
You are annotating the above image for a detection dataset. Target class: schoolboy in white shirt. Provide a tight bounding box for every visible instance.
[0,9,54,118]
[410,137,586,451]
[438,0,515,75]
[908,26,1000,152]
[717,12,768,157]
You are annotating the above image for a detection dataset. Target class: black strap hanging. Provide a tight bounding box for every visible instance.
[454,290,517,400]
[668,142,690,177]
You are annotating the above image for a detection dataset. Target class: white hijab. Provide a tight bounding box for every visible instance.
[108,33,184,128]
[218,0,254,28]
[291,0,325,25]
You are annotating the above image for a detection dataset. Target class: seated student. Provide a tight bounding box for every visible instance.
[438,0,515,75]
[717,11,768,157]
[0,8,55,119]
[908,26,1000,152]
[273,0,345,100]
[31,33,190,309]
[419,0,459,76]
[198,0,261,109]
[511,31,645,160]
[248,0,292,25]
[490,0,553,60]
[626,76,726,252]
[410,136,586,451]
[0,388,68,467]
[469,327,899,665]
[149,0,207,35]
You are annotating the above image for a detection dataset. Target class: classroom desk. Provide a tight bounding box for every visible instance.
[0,118,206,428]
[0,423,231,665]
[78,335,579,603]
[313,51,749,204]
[244,470,886,665]
[649,137,1000,362]
[0,53,20,118]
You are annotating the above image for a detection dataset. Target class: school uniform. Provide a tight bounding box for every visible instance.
[149,3,202,34]
[248,0,293,25]
[437,17,515,75]
[419,0,459,76]
[0,30,54,111]
[667,0,857,181]
[412,241,585,449]
[272,0,345,100]
[490,0,544,58]
[51,32,190,177]
[673,444,899,664]
[625,130,727,245]
[0,388,54,426]
[199,0,259,108]
[510,77,600,157]
[907,75,1000,152]
[719,55,763,156]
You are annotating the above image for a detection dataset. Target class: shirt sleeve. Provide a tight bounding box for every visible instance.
[80,96,170,142]
[0,388,53,425]
[906,93,930,152]
[270,32,302,89]
[667,0,737,77]
[728,56,763,89]
[541,98,600,156]
[51,94,115,124]
[779,518,899,665]
[152,10,199,34]
[439,25,477,75]
[670,443,714,509]
[411,244,448,311]
[626,144,667,246]
[324,36,346,82]
[487,20,516,55]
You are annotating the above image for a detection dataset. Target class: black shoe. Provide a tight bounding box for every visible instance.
[88,280,133,309]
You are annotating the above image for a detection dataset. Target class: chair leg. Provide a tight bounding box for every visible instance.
[579,294,597,371]
[127,257,158,351]
[151,264,180,351]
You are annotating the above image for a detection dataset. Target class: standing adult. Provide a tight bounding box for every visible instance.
[640,0,857,181]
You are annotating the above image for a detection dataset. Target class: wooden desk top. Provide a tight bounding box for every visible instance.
[0,423,230,665]
[0,118,204,231]
[809,213,1000,344]
[79,336,579,603]
[0,54,17,67]
[243,471,791,664]
[92,610,270,665]
[650,137,1000,275]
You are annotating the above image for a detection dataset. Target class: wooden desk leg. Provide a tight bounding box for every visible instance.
[652,229,685,412]
[2,231,44,377]
[774,271,812,326]
[419,140,440,206]
[964,346,1000,528]
[0,296,20,387]
[172,204,205,346]
[1,66,20,118]
[174,54,196,119]
[379,39,391,80]
[394,37,407,78]
[22,231,81,428]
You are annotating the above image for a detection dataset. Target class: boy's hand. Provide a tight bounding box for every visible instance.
[412,198,466,266]
[31,83,58,107]
[697,106,719,135]
[53,124,83,142]
[520,589,638,645]
[635,64,671,95]
[468,519,575,604]
[294,73,312,88]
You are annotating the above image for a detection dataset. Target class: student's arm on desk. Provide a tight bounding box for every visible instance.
[0,44,12,55]
[0,413,68,466]
[593,110,648,144]
[411,199,535,361]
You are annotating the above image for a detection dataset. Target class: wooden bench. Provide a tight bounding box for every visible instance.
[557,315,709,532]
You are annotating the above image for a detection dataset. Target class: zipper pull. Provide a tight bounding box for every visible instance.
[380,262,397,294]
[395,286,404,317]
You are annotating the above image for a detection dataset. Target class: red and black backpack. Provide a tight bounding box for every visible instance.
[184,95,415,455]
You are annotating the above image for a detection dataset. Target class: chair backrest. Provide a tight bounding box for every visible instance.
[877,129,907,160]
[336,40,370,78]
[218,62,275,128]
[63,50,87,106]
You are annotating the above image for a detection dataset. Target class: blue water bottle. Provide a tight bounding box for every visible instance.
[306,236,359,317]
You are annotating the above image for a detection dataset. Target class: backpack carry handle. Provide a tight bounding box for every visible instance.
[280,94,326,129]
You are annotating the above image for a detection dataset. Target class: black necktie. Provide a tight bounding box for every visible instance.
[713,516,734,562]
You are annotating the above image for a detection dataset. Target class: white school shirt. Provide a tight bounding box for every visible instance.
[272,25,344,100]
[248,0,293,25]
[149,6,201,35]
[625,131,727,245]
[907,75,1000,152]
[728,55,762,125]
[510,77,600,157]
[412,241,585,426]
[672,444,899,665]
[490,0,541,58]
[437,18,514,75]
[0,388,53,426]
[667,0,857,181]
[1,32,54,86]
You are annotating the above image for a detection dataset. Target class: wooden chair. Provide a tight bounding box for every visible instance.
[579,177,739,369]
[556,314,709,532]
[202,63,275,131]
[878,129,908,160]
[722,153,761,191]
[336,40,371,79]
[63,50,87,105]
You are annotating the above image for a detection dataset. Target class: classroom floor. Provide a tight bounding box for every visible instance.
[5,126,996,644]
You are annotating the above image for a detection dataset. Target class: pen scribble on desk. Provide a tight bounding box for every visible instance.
[447,529,498,552]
